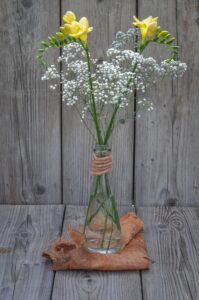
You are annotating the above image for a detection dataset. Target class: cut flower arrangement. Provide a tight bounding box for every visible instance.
[38,12,187,254]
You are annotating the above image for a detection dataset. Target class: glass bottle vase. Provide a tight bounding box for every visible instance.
[84,145,121,254]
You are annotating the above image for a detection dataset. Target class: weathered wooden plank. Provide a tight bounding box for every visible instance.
[52,205,142,300]
[135,0,199,205]
[62,0,136,205]
[174,0,199,205]
[134,0,177,206]
[137,207,199,300]
[0,205,64,300]
[0,0,61,203]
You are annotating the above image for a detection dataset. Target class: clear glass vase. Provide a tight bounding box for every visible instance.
[84,145,121,254]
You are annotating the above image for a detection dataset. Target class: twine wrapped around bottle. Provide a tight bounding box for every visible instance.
[92,153,113,176]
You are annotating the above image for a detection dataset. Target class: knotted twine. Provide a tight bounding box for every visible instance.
[91,153,113,176]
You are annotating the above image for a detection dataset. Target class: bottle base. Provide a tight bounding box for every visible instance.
[84,245,121,254]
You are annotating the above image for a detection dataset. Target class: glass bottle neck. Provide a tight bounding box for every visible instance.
[93,145,111,157]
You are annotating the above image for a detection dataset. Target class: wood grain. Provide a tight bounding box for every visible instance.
[61,0,136,205]
[0,205,65,300]
[0,0,61,203]
[135,0,199,206]
[52,205,142,300]
[138,207,199,300]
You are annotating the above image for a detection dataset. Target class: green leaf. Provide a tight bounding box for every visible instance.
[38,48,45,53]
[51,37,59,46]
[41,41,49,48]
[170,45,180,50]
[153,36,159,42]
[158,30,169,37]
[156,26,162,35]
[166,37,176,45]
[67,35,79,43]
[165,33,172,39]
[159,34,172,44]
[153,31,170,42]
[59,40,68,46]
[47,36,55,46]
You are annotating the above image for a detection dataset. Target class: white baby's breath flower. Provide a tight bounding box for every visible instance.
[41,29,187,122]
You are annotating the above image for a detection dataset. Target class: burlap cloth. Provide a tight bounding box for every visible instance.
[42,212,151,271]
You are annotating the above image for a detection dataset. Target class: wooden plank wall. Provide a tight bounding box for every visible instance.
[0,0,198,206]
[135,0,199,206]
[0,0,61,204]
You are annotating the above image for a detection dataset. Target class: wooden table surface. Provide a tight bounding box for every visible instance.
[0,205,198,300]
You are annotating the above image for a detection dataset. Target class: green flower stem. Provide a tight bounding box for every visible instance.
[101,174,121,250]
[100,213,108,249]
[104,173,119,250]
[105,174,121,230]
[107,218,114,251]
[99,173,113,249]
[99,102,105,117]
[82,41,148,250]
[103,63,138,145]
[103,41,152,145]
[85,175,117,226]
[83,44,103,145]
[86,191,116,225]
[74,105,97,142]
[82,95,95,119]
[83,176,101,232]
[103,104,120,145]
[81,42,146,146]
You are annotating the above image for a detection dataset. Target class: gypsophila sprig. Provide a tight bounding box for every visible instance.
[39,11,187,145]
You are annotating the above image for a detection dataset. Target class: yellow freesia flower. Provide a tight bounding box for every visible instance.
[133,16,158,43]
[63,11,76,24]
[62,11,93,42]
